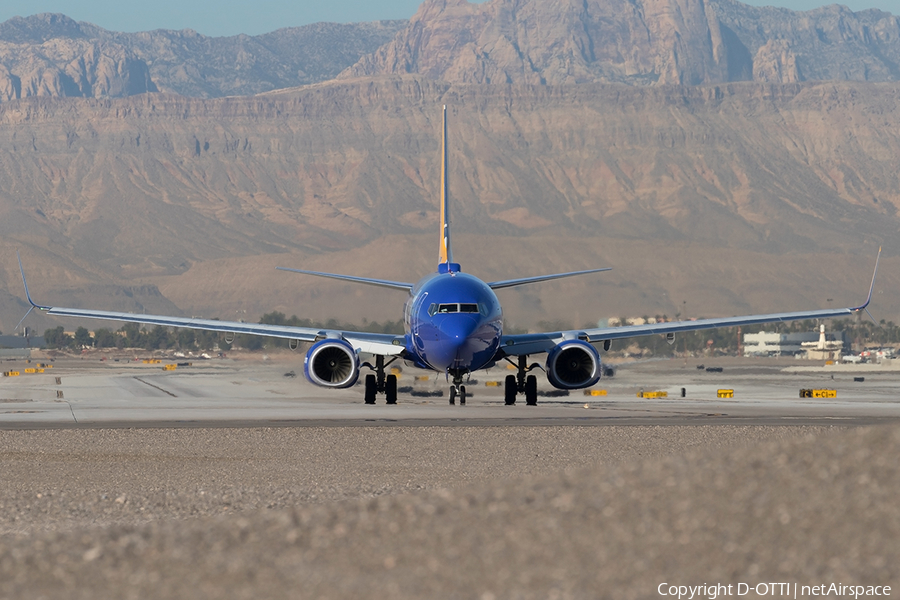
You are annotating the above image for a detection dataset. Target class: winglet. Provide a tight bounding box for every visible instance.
[852,246,881,312]
[16,250,49,310]
[15,250,49,332]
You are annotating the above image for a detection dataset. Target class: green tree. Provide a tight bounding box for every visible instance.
[237,334,264,350]
[176,328,196,349]
[43,326,72,349]
[74,327,93,348]
[145,325,171,350]
[260,311,288,325]
[94,328,117,348]
[194,329,219,350]
[120,323,146,348]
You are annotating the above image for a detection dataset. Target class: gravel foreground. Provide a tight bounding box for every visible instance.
[0,425,897,599]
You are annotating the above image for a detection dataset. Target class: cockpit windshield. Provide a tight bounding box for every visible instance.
[428,303,482,315]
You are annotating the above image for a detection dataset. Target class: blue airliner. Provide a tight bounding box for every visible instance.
[18,107,881,406]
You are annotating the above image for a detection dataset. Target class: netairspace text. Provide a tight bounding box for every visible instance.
[657,582,891,599]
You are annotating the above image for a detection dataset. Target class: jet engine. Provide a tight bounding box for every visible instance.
[304,339,360,388]
[545,340,601,390]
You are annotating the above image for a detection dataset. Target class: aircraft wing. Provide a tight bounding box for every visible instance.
[37,307,406,356]
[487,268,611,290]
[17,253,405,356]
[499,250,881,357]
[275,267,413,291]
[499,306,868,357]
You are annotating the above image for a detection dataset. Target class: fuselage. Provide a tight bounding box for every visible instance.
[403,265,503,375]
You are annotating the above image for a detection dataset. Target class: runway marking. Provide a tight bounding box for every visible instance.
[133,377,178,397]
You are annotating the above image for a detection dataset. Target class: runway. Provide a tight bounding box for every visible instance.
[2,354,899,428]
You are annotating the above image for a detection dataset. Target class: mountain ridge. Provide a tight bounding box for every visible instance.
[344,0,900,86]
[2,0,900,103]
[0,13,405,100]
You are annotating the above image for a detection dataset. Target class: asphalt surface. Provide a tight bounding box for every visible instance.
[2,354,900,428]
[0,355,897,598]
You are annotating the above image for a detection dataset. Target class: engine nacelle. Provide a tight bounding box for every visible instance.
[304,339,360,388]
[546,340,601,390]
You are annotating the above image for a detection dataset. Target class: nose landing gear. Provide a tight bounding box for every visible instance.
[448,369,467,405]
[449,384,467,405]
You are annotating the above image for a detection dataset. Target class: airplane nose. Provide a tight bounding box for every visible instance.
[434,315,480,368]
[438,315,479,342]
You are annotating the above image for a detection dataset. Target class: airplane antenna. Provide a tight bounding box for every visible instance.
[439,104,454,268]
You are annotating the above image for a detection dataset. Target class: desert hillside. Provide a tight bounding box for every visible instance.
[0,76,897,332]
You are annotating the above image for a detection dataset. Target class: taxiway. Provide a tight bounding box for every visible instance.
[2,355,898,428]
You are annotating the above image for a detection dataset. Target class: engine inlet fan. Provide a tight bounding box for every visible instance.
[312,346,354,383]
[304,339,360,388]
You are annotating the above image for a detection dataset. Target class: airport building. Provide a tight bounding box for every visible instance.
[743,327,849,359]
[0,334,33,349]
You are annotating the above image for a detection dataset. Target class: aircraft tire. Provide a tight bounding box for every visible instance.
[459,385,466,405]
[449,386,456,405]
[504,375,517,405]
[525,375,538,406]
[385,374,398,405]
[364,374,377,404]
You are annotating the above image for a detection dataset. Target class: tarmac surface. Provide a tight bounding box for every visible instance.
[1,354,899,428]
[0,354,898,598]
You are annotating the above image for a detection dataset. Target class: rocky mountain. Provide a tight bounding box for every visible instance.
[0,13,405,100]
[713,0,900,83]
[0,13,157,102]
[3,0,900,103]
[0,77,898,332]
[345,0,900,86]
[2,0,900,333]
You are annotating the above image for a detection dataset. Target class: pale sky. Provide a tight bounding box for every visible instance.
[0,0,894,38]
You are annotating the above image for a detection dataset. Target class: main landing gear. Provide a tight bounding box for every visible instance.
[363,355,398,405]
[504,355,540,406]
[448,369,467,406]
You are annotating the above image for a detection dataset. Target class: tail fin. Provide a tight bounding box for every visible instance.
[438,105,457,273]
